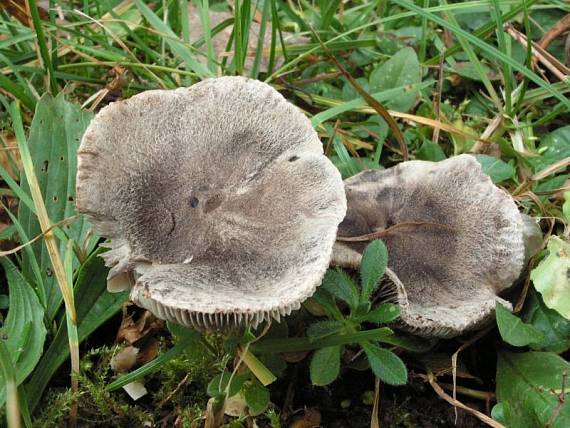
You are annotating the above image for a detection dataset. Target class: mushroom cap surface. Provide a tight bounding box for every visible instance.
[76,77,346,330]
[333,155,525,338]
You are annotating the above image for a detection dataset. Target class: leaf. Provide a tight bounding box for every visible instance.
[207,372,247,398]
[306,320,345,342]
[522,290,570,353]
[310,346,341,386]
[361,304,400,325]
[496,351,570,428]
[25,250,128,411]
[17,93,93,321]
[309,289,341,319]
[528,126,570,172]
[369,47,421,112]
[0,258,46,406]
[415,141,446,162]
[360,240,388,301]
[244,382,270,416]
[321,269,360,311]
[531,237,570,320]
[362,342,407,386]
[474,155,515,184]
[496,302,544,347]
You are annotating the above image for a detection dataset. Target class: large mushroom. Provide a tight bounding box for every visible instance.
[76,77,346,331]
[333,155,541,338]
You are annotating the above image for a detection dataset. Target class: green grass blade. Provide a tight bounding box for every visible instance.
[442,1,502,110]
[391,0,570,110]
[424,0,538,66]
[27,0,57,94]
[0,75,36,112]
[250,0,271,79]
[133,0,213,78]
[195,0,215,73]
[490,0,512,113]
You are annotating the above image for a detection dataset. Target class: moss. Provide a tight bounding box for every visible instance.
[34,338,221,427]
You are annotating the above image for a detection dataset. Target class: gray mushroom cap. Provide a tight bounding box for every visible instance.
[332,155,539,338]
[76,77,346,330]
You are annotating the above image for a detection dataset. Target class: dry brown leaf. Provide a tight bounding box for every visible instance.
[289,407,322,428]
[136,337,161,366]
[115,306,164,344]
[0,0,48,27]
[0,132,21,179]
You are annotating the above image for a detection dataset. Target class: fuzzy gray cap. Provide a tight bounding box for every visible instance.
[332,155,538,338]
[76,77,347,331]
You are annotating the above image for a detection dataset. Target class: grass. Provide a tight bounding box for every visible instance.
[0,0,569,426]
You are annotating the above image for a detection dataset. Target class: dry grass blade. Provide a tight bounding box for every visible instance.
[424,372,505,428]
[535,14,570,64]
[337,222,454,242]
[530,157,570,181]
[0,216,76,256]
[11,103,79,427]
[506,24,569,82]
[309,26,409,161]
[353,108,490,145]
[370,377,381,428]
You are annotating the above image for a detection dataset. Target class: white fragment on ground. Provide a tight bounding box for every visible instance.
[123,381,148,401]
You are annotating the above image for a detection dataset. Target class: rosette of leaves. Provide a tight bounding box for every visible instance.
[308,240,407,386]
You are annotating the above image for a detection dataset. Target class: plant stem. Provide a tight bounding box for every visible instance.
[238,346,277,386]
[251,327,393,353]
[0,340,21,428]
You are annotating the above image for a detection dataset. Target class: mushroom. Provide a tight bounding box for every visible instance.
[332,155,541,338]
[76,76,346,331]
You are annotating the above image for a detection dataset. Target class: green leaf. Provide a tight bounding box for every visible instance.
[531,237,570,320]
[496,302,544,347]
[416,141,446,162]
[322,269,360,311]
[496,351,570,428]
[474,155,515,184]
[25,250,128,411]
[361,304,400,325]
[528,126,570,172]
[309,289,341,320]
[244,382,270,416]
[17,93,93,321]
[360,240,388,301]
[207,372,247,398]
[369,47,421,112]
[310,345,341,386]
[522,290,570,353]
[0,258,46,406]
[362,342,407,385]
[307,320,345,342]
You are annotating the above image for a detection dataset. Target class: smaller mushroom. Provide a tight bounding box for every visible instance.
[76,77,346,331]
[332,155,541,338]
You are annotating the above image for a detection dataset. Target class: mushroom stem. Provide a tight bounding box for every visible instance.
[238,345,277,386]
